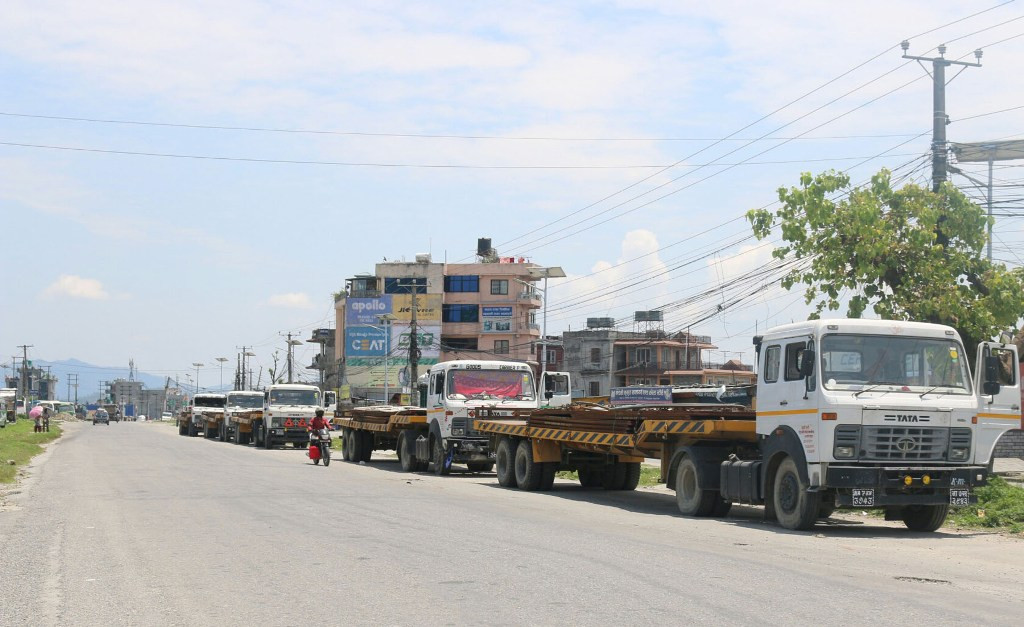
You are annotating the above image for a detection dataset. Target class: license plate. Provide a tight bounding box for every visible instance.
[852,488,875,507]
[487,451,497,459]
[950,489,970,506]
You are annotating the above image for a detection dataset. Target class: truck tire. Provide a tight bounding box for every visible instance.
[349,429,363,462]
[432,437,451,476]
[398,431,417,472]
[188,422,197,437]
[466,461,495,473]
[772,456,819,530]
[901,504,949,532]
[206,425,217,439]
[218,423,227,442]
[674,456,717,516]
[712,498,733,517]
[178,422,187,436]
[620,463,641,491]
[578,468,601,488]
[237,429,249,445]
[495,438,517,487]
[514,440,542,490]
[253,423,263,447]
[360,431,373,462]
[539,463,556,491]
[601,463,626,490]
[263,427,273,450]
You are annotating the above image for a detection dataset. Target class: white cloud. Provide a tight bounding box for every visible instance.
[43,274,109,300]
[268,292,314,309]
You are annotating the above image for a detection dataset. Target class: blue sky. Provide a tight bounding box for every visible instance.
[3,1,1023,387]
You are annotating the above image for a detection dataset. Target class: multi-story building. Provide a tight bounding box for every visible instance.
[108,379,143,412]
[563,317,755,398]
[332,239,547,402]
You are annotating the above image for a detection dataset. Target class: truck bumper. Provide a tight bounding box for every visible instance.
[268,428,309,444]
[448,437,492,462]
[826,465,987,507]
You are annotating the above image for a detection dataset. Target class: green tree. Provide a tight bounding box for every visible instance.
[746,168,1024,358]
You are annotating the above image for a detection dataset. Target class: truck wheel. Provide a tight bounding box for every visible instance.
[712,499,733,517]
[398,431,417,472]
[674,456,717,516]
[620,463,641,491]
[901,504,949,532]
[188,423,197,437]
[432,437,451,476]
[253,424,263,447]
[350,429,363,462]
[495,438,517,487]
[772,456,819,530]
[578,468,601,488]
[218,423,227,442]
[539,463,556,491]
[263,428,273,449]
[601,463,626,490]
[514,440,542,490]
[360,431,373,462]
[178,422,187,436]
[238,430,248,445]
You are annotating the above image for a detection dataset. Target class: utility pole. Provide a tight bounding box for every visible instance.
[901,42,983,192]
[409,284,419,391]
[18,345,32,406]
[70,374,79,406]
[283,334,301,384]
[237,346,253,389]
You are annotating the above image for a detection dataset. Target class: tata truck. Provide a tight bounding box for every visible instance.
[221,390,265,444]
[335,360,572,475]
[178,393,226,437]
[475,319,1020,531]
[252,383,321,449]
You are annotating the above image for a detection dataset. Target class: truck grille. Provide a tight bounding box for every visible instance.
[451,416,478,436]
[861,426,956,461]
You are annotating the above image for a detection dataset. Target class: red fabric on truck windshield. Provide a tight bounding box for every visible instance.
[452,371,526,398]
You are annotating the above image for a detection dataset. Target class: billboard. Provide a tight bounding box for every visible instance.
[392,294,442,322]
[345,326,388,357]
[393,324,441,360]
[346,296,392,325]
[345,356,440,389]
[481,306,513,334]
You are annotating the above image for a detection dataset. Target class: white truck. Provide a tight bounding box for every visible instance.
[335,360,572,475]
[0,388,15,426]
[178,393,226,437]
[220,390,265,444]
[253,383,322,449]
[475,319,1021,531]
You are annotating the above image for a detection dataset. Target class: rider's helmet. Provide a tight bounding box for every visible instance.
[315,409,324,418]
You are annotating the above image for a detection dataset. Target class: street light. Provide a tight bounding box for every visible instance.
[192,362,204,395]
[374,314,397,405]
[214,357,228,390]
[243,351,256,389]
[526,266,566,373]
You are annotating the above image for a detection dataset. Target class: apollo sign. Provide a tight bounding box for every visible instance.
[346,297,393,325]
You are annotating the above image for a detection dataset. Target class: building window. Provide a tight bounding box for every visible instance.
[590,348,601,364]
[490,279,509,295]
[444,275,479,293]
[384,277,427,294]
[636,348,651,364]
[588,381,601,396]
[441,337,478,351]
[442,304,479,323]
[494,340,510,354]
[546,349,557,364]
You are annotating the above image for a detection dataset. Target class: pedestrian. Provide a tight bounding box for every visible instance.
[42,407,51,432]
[33,410,42,433]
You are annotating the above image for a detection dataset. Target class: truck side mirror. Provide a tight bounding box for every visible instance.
[545,390,554,400]
[799,349,816,377]
[984,355,1001,395]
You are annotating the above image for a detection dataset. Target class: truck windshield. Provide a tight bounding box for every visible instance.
[269,390,320,405]
[447,369,536,401]
[195,397,227,408]
[228,395,263,408]
[821,334,971,394]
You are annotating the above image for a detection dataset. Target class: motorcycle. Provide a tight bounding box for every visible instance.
[308,427,332,466]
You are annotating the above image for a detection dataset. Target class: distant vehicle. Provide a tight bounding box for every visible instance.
[137,414,147,422]
[93,409,110,426]
[161,411,173,421]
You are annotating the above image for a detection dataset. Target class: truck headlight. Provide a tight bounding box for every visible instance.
[834,445,855,459]
[949,447,969,461]
[452,427,466,436]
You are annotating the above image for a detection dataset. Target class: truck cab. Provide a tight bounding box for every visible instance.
[423,361,541,474]
[744,319,1020,530]
[258,384,321,449]
[189,393,226,436]
[224,390,264,442]
[538,371,572,408]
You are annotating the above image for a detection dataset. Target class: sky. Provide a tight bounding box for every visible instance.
[2,0,1023,389]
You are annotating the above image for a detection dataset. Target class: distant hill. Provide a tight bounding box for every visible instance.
[34,359,195,402]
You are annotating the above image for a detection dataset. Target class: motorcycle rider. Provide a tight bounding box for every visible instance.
[310,409,331,433]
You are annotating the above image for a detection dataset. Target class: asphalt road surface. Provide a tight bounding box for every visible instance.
[2,421,1023,626]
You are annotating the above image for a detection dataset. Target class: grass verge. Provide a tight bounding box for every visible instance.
[0,419,63,483]
[948,476,1024,533]
[556,465,662,487]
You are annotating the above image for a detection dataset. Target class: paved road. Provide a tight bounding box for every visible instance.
[2,422,1023,626]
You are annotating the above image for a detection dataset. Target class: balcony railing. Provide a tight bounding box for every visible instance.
[614,360,753,372]
[518,291,543,303]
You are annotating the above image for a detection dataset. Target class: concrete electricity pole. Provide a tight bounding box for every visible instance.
[901,41,983,192]
[283,334,302,384]
[215,357,228,390]
[192,363,203,395]
[409,284,419,390]
[17,345,32,405]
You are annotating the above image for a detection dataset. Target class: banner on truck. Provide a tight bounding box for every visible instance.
[610,386,673,406]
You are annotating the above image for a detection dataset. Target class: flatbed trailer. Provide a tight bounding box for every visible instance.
[475,404,756,498]
[228,409,262,445]
[200,410,225,440]
[334,406,432,471]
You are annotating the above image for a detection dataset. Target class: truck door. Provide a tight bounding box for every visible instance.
[758,335,820,463]
[426,368,446,430]
[540,372,571,408]
[974,342,1022,463]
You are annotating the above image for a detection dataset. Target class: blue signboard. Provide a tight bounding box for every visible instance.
[346,296,393,325]
[610,386,673,406]
[482,306,514,317]
[345,326,388,357]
